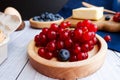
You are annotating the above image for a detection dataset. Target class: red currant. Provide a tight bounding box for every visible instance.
[88,23,98,32]
[42,28,48,35]
[69,30,74,38]
[92,37,98,45]
[50,23,59,31]
[81,26,88,33]
[65,38,73,48]
[73,44,81,55]
[88,41,94,50]
[56,40,64,50]
[47,30,57,41]
[83,19,92,27]
[81,43,89,52]
[82,32,92,42]
[59,22,68,29]
[59,31,69,40]
[104,35,111,42]
[76,21,84,29]
[113,12,120,22]
[38,47,46,57]
[39,33,47,42]
[66,21,71,27]
[39,33,47,46]
[74,29,83,39]
[57,28,64,34]
[44,51,53,59]
[69,55,78,62]
[53,50,59,57]
[34,35,40,42]
[35,42,41,47]
[116,12,120,15]
[77,52,88,60]
[46,41,56,52]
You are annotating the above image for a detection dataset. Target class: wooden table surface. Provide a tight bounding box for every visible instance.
[0,21,120,80]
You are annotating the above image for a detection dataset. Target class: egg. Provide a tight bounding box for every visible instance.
[4,7,25,31]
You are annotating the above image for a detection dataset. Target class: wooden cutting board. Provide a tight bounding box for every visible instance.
[65,14,120,32]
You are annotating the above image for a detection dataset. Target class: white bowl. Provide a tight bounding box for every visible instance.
[0,36,9,64]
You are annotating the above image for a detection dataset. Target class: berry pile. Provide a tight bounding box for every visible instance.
[113,12,120,22]
[34,20,98,62]
[33,12,62,22]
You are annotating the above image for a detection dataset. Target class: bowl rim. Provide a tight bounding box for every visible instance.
[29,17,64,24]
[27,34,107,68]
[0,36,9,46]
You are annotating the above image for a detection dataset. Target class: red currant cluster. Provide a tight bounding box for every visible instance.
[113,12,120,22]
[34,20,98,62]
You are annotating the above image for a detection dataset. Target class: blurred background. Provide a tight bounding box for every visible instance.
[0,0,120,19]
[0,0,68,20]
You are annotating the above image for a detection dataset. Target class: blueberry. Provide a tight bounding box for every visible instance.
[39,19,44,22]
[55,14,62,18]
[33,16,40,21]
[57,17,62,20]
[49,13,54,18]
[46,14,51,19]
[52,18,58,21]
[105,16,111,21]
[40,13,46,19]
[38,12,62,21]
[58,49,70,61]
[44,19,51,22]
[45,12,49,15]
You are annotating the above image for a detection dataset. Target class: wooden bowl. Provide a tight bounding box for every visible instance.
[27,34,107,80]
[29,17,64,28]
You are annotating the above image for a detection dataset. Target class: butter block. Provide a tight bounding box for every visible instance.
[72,7,104,20]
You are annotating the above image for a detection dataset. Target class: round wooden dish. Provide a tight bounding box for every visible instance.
[29,17,64,28]
[27,34,107,80]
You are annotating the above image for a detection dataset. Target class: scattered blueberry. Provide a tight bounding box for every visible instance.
[58,49,70,61]
[32,12,62,22]
[105,16,111,21]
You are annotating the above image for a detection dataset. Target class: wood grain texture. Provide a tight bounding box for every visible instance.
[27,34,107,80]
[65,15,120,32]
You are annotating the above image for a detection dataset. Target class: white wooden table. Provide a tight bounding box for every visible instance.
[0,21,120,80]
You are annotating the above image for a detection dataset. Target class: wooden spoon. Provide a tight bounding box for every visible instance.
[82,2,116,14]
